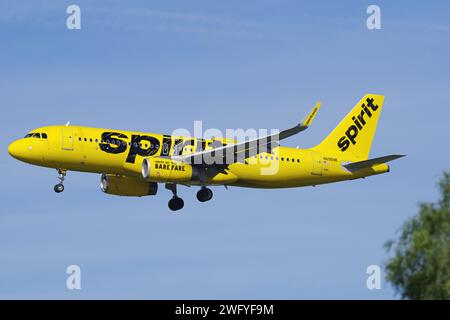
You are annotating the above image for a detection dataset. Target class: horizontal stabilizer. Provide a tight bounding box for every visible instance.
[343,154,405,171]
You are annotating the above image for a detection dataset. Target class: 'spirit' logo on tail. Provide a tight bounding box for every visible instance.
[337,97,379,152]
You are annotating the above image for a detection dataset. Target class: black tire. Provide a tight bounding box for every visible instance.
[168,197,184,211]
[196,187,213,202]
[54,184,64,193]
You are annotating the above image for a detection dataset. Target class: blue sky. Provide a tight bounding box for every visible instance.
[0,0,449,299]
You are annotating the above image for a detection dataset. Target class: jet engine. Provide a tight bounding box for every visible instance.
[100,174,158,197]
[141,157,199,183]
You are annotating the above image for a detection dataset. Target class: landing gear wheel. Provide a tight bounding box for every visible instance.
[54,169,67,193]
[54,183,64,193]
[168,197,184,211]
[196,187,213,202]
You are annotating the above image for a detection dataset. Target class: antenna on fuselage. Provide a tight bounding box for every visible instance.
[65,121,71,126]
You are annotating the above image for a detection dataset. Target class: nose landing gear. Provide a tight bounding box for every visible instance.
[54,169,66,193]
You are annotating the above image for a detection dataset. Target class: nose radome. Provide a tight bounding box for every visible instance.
[8,140,22,159]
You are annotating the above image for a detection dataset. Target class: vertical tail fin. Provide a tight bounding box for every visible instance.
[312,94,385,159]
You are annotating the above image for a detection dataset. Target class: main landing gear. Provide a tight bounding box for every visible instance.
[165,184,214,211]
[196,187,213,202]
[166,183,184,211]
[54,169,66,193]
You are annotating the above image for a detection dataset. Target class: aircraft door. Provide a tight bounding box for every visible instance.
[62,127,74,150]
[311,152,323,176]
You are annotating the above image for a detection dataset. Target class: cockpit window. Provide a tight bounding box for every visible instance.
[24,132,47,139]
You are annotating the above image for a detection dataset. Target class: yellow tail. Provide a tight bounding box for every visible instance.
[312,94,385,160]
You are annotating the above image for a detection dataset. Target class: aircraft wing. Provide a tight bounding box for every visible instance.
[171,102,321,166]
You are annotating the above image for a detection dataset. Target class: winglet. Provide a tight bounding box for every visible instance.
[300,101,321,128]
[278,101,321,140]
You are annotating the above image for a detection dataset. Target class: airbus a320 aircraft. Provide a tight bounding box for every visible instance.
[8,94,404,211]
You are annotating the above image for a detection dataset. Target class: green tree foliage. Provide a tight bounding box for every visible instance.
[384,172,450,299]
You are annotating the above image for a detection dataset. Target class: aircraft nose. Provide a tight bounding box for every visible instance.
[8,140,22,159]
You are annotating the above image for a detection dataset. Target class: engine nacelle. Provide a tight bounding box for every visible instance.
[141,157,198,183]
[100,174,158,197]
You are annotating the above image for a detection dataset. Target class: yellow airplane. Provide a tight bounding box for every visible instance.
[8,94,404,211]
